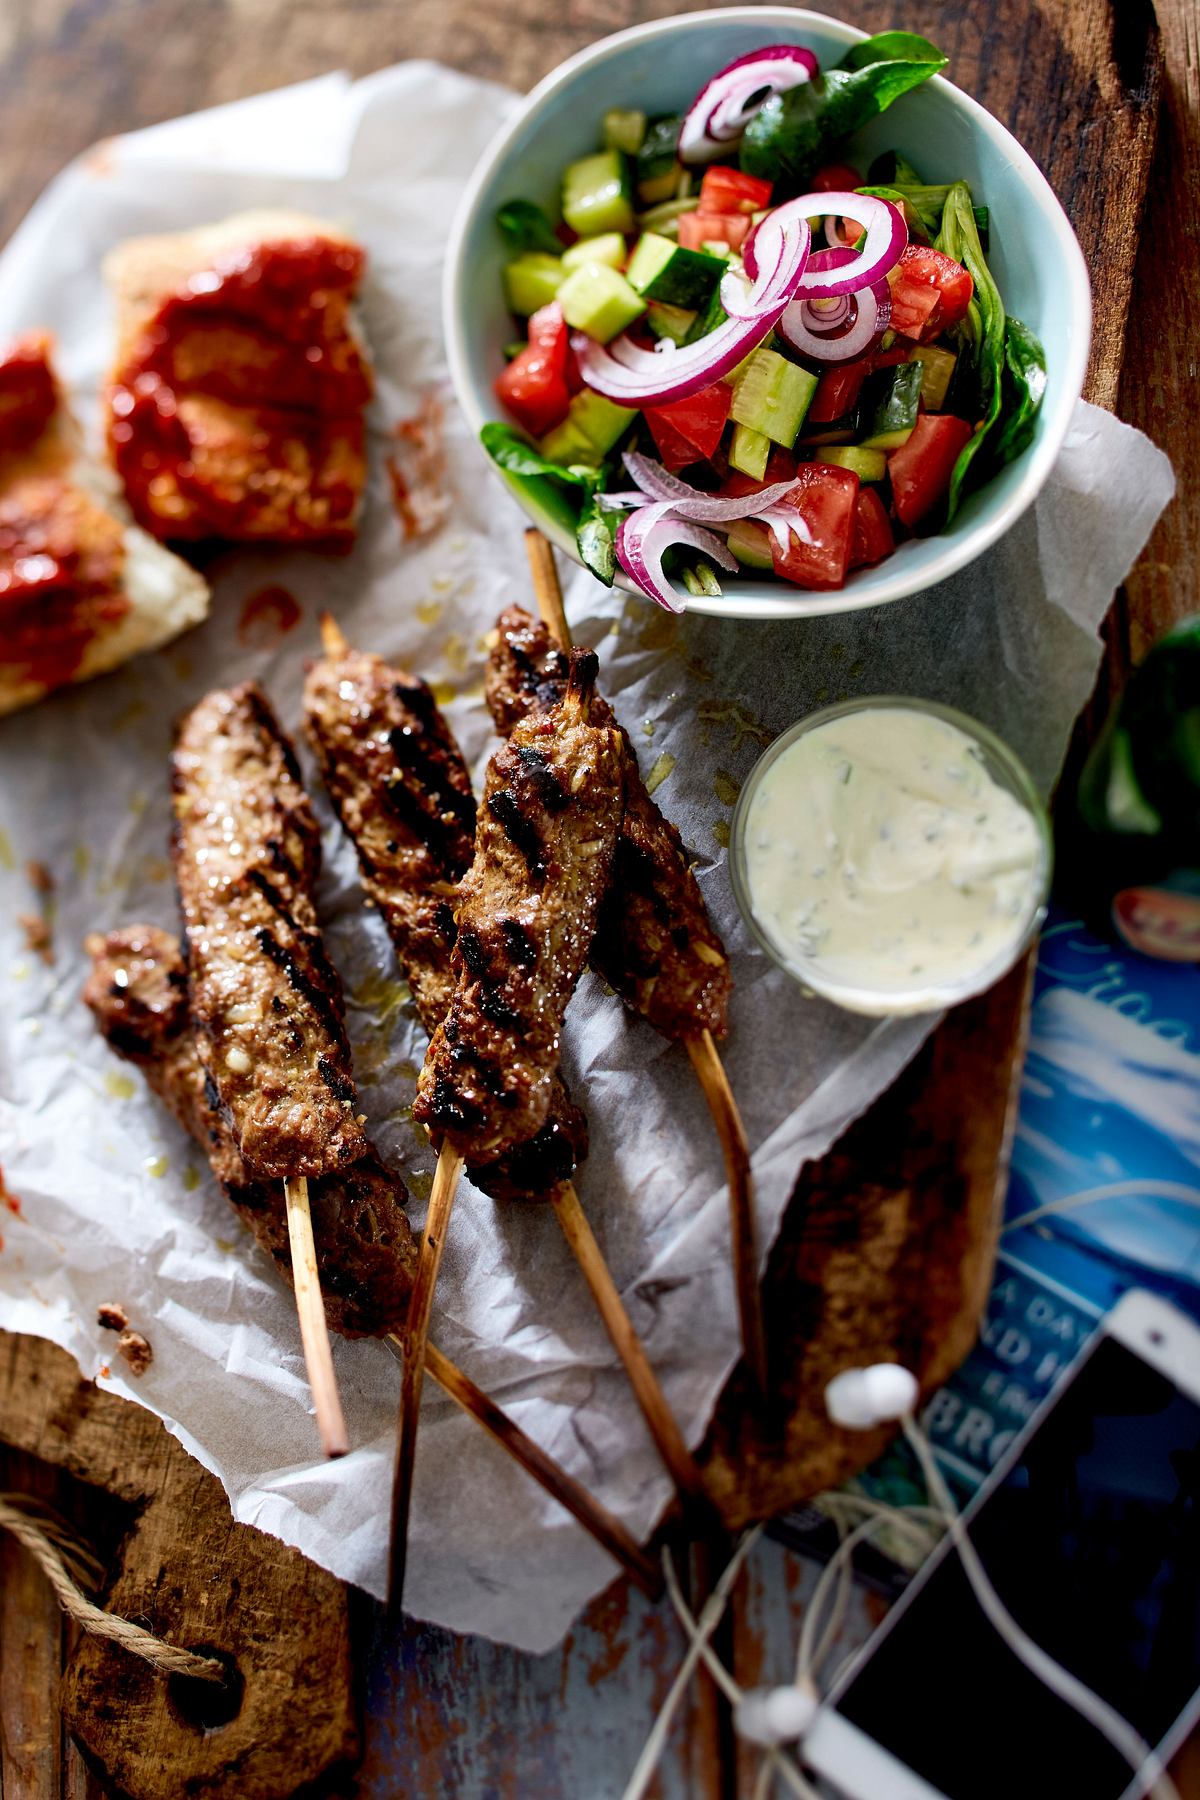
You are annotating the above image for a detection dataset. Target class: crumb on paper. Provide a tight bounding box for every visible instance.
[0,1167,22,1217]
[18,860,55,964]
[116,1329,153,1376]
[97,1301,128,1332]
[237,584,301,649]
[17,913,52,964]
[385,389,451,540]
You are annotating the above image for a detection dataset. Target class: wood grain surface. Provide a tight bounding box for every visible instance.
[0,1331,358,1800]
[0,1,1193,1796]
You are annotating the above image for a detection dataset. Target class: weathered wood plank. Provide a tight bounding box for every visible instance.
[0,3,1183,1797]
[0,1464,63,1800]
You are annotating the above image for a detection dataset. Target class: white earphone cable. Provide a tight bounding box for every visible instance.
[902,1415,1182,1800]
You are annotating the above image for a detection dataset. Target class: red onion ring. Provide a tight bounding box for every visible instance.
[788,193,906,297]
[576,200,813,407]
[612,456,815,606]
[622,452,801,520]
[777,246,892,363]
[678,45,819,165]
[616,503,739,613]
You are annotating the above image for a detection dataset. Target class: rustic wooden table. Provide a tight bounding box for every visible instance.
[0,2,1196,1797]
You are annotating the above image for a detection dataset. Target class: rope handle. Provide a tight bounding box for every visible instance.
[0,1493,226,1684]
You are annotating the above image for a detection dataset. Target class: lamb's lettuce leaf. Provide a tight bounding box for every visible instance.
[740,32,948,192]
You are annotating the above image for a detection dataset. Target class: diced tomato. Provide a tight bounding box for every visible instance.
[644,380,732,468]
[848,487,896,568]
[494,302,569,437]
[678,209,752,253]
[807,359,872,425]
[699,167,773,215]
[718,445,796,497]
[889,245,974,342]
[770,462,860,590]
[809,162,865,193]
[888,414,974,528]
[870,346,912,370]
[645,411,702,471]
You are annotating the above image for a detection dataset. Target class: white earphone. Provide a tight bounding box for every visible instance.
[824,1361,919,1430]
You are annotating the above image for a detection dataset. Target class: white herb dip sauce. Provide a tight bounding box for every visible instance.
[742,707,1044,1012]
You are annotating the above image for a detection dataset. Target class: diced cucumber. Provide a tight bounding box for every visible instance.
[636,115,683,204]
[646,301,698,345]
[625,232,726,308]
[637,197,700,237]
[728,423,771,481]
[817,445,887,481]
[730,348,818,447]
[685,286,729,345]
[540,390,638,465]
[562,232,626,273]
[558,263,645,342]
[604,109,647,156]
[858,362,924,449]
[909,344,957,412]
[726,517,774,570]
[504,252,564,317]
[563,151,635,238]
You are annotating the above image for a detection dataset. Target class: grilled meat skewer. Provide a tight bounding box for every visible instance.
[303,635,588,1198]
[83,924,415,1336]
[486,607,730,1044]
[413,648,623,1164]
[172,682,367,1181]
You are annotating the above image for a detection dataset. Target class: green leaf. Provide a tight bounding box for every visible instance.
[576,492,623,586]
[495,198,561,257]
[937,181,1006,519]
[480,422,594,487]
[993,316,1047,465]
[740,34,948,192]
[858,182,989,244]
[836,31,948,72]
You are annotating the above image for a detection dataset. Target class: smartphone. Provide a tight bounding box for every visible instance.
[804,1289,1200,1800]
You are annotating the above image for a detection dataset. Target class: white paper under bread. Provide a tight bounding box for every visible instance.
[0,64,1175,1651]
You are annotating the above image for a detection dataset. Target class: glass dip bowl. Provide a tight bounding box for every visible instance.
[729,696,1053,1017]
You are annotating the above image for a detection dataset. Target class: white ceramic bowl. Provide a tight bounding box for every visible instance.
[443,7,1092,620]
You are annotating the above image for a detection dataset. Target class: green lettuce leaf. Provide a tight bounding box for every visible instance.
[937,183,1046,518]
[740,31,948,192]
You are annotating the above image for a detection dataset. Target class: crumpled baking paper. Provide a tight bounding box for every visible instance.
[0,65,1175,1652]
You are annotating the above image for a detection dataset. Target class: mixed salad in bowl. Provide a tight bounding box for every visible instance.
[481,30,1047,612]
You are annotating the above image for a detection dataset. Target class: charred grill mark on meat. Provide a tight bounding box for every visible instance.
[82,925,414,1336]
[302,642,589,1200]
[485,613,570,736]
[302,648,474,1033]
[413,649,623,1163]
[172,684,368,1181]
[486,607,731,1043]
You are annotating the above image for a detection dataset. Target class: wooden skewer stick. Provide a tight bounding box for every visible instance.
[388,1142,464,1609]
[551,1184,707,1508]
[319,610,349,658]
[523,528,769,1395]
[283,1176,350,1459]
[407,1337,662,1599]
[685,1032,767,1394]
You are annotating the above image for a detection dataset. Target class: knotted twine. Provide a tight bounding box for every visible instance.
[0,1493,225,1683]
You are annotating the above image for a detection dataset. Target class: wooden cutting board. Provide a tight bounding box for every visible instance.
[0,1,1167,1795]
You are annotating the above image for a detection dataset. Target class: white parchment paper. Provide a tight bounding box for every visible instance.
[0,66,1175,1651]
